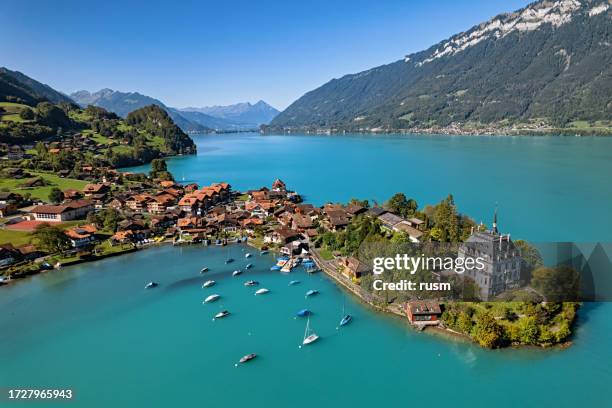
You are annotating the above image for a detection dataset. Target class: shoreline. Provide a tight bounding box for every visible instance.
[3,238,576,350]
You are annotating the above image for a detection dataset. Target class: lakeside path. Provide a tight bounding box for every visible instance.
[308,247,405,317]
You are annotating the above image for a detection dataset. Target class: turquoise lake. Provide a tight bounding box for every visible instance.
[2,133,612,407]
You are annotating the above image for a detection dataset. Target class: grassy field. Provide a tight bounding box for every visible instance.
[0,172,88,200]
[0,228,32,246]
[0,102,32,123]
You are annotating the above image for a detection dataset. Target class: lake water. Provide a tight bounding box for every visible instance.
[3,133,612,407]
[128,132,612,242]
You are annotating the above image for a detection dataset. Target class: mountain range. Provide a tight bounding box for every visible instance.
[71,89,279,132]
[0,67,74,106]
[270,0,612,133]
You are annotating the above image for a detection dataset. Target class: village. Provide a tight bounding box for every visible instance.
[0,163,460,327]
[1,160,572,351]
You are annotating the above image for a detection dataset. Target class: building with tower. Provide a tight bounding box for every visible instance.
[457,209,522,300]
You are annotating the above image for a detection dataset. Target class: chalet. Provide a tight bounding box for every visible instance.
[16,244,44,261]
[30,200,93,222]
[341,257,371,281]
[404,301,442,326]
[216,213,240,232]
[393,222,424,242]
[324,208,350,231]
[264,228,302,245]
[407,217,425,230]
[378,212,405,230]
[108,197,126,210]
[117,219,148,232]
[125,194,153,212]
[82,184,110,197]
[367,206,387,217]
[148,194,175,214]
[0,203,17,217]
[0,191,22,205]
[21,177,45,188]
[150,215,176,230]
[292,213,313,232]
[346,204,367,217]
[63,189,83,200]
[0,244,20,266]
[65,224,98,248]
[177,217,205,231]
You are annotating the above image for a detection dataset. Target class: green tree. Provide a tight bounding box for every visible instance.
[32,224,71,254]
[531,265,580,301]
[472,312,505,348]
[385,193,417,218]
[48,187,64,204]
[19,107,35,120]
[517,316,539,344]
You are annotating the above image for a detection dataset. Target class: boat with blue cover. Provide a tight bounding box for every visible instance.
[296,309,311,317]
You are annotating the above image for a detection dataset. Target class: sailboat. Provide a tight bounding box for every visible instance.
[301,316,319,346]
[338,298,352,327]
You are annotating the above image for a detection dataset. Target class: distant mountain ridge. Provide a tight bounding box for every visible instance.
[180,100,279,127]
[71,89,278,132]
[270,0,612,133]
[0,67,74,105]
[70,89,211,133]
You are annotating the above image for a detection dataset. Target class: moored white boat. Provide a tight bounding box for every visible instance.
[254,288,269,295]
[245,263,253,269]
[144,281,158,289]
[202,280,216,288]
[200,267,209,273]
[245,253,252,258]
[232,270,242,276]
[238,353,257,364]
[244,280,258,286]
[203,294,220,303]
[305,289,319,297]
[301,316,319,346]
[214,310,230,319]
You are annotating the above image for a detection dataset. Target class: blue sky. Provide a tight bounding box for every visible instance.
[2,0,530,110]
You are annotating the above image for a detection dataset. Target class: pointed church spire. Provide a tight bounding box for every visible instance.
[492,204,498,234]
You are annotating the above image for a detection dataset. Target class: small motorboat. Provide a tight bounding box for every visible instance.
[270,265,281,271]
[200,267,209,273]
[296,309,311,317]
[339,314,352,327]
[254,288,269,295]
[232,270,242,276]
[239,353,257,364]
[245,263,253,269]
[203,294,220,303]
[225,258,234,264]
[245,253,252,258]
[289,280,300,286]
[202,280,216,288]
[214,310,230,319]
[260,250,269,255]
[244,280,259,286]
[305,289,319,297]
[144,281,158,289]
